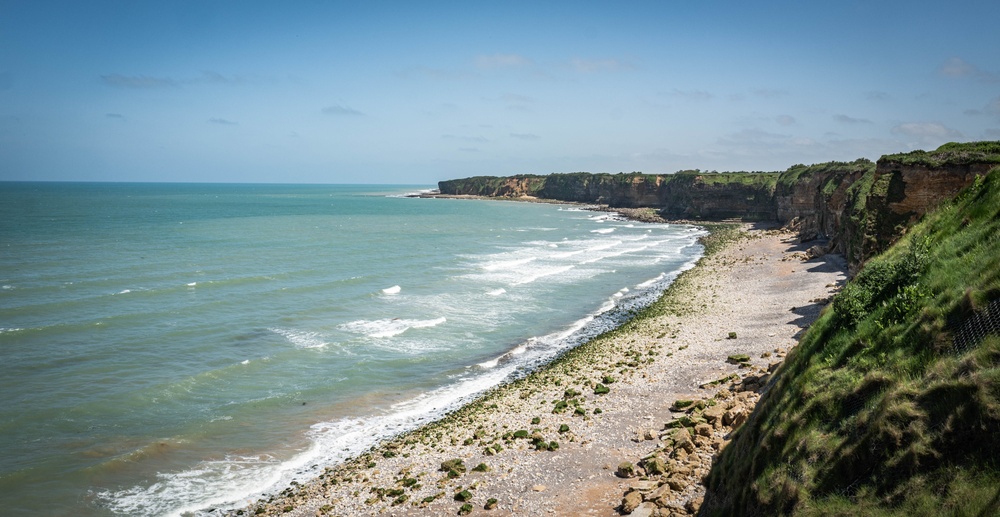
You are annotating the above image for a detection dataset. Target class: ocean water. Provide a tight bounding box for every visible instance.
[0,182,705,516]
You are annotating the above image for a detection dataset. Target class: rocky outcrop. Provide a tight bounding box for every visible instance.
[438,141,1000,271]
[613,367,769,517]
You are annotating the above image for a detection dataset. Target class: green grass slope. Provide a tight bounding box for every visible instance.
[702,167,1000,516]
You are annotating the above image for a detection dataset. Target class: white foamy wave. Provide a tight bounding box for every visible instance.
[381,285,401,295]
[591,228,615,234]
[481,256,537,271]
[95,453,289,517]
[186,282,197,287]
[2,284,13,290]
[636,272,667,289]
[269,328,329,349]
[339,317,446,339]
[0,327,24,334]
[117,289,132,295]
[614,287,629,298]
[510,264,576,285]
[486,288,506,296]
[476,357,500,368]
[475,341,529,369]
[550,248,587,259]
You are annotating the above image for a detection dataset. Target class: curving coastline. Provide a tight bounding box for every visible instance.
[232,222,846,516]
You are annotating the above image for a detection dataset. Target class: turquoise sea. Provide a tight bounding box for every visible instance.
[0,182,705,516]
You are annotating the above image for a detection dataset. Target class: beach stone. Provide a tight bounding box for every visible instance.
[643,456,668,476]
[693,434,712,449]
[621,490,644,513]
[694,423,713,437]
[666,475,687,491]
[627,502,658,517]
[532,484,546,492]
[617,462,637,478]
[671,464,691,476]
[702,405,726,427]
[665,427,695,453]
[631,480,659,491]
[686,496,704,513]
[724,407,749,429]
[649,483,673,500]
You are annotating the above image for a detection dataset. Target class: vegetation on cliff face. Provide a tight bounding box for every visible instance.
[775,159,875,192]
[702,167,1000,516]
[880,141,1000,167]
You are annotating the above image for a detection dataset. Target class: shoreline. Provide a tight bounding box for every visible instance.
[231,222,846,516]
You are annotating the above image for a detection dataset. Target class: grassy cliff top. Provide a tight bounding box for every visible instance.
[880,141,1000,167]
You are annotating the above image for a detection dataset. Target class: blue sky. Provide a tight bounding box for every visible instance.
[2,1,999,184]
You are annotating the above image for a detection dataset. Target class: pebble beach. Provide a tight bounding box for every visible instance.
[232,219,847,517]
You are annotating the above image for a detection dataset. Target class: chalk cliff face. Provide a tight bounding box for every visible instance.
[438,142,1000,270]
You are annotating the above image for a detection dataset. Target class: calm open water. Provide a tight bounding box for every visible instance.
[0,182,704,516]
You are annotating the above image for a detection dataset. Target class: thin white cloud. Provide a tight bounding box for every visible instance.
[394,66,477,81]
[751,88,789,99]
[570,58,633,73]
[500,93,533,104]
[891,122,962,139]
[891,122,963,148]
[105,113,125,120]
[209,117,238,125]
[775,115,796,126]
[939,57,999,83]
[834,114,873,124]
[101,74,177,89]
[717,128,788,146]
[322,104,364,116]
[442,134,488,143]
[199,71,250,85]
[492,93,533,112]
[669,89,714,101]
[986,96,1000,117]
[475,53,532,69]
[510,133,540,140]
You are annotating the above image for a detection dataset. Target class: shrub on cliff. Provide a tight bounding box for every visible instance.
[702,166,1000,515]
[882,140,1000,167]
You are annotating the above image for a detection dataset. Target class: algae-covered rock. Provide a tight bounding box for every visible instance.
[621,490,643,513]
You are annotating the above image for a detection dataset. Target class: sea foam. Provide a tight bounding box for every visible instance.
[339,317,447,339]
[269,328,329,349]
